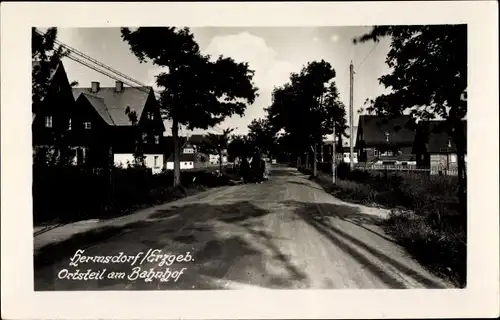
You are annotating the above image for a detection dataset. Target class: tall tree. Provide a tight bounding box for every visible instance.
[354,25,467,220]
[247,117,277,157]
[120,27,258,186]
[266,60,344,176]
[201,128,234,173]
[227,134,251,162]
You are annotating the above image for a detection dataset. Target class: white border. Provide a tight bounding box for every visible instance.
[1,1,499,319]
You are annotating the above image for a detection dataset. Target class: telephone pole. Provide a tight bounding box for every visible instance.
[332,122,336,184]
[349,61,355,171]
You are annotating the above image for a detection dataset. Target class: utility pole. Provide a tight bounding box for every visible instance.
[332,122,336,184]
[349,61,355,171]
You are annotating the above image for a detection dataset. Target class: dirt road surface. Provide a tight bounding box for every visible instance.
[34,166,453,290]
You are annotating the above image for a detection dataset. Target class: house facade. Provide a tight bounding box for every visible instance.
[72,81,166,174]
[413,120,467,175]
[322,126,359,164]
[32,61,85,165]
[355,115,417,167]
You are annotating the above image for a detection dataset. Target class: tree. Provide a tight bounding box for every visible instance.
[121,27,258,186]
[125,106,146,167]
[201,128,234,173]
[353,25,467,219]
[266,60,345,176]
[247,117,277,157]
[227,134,251,162]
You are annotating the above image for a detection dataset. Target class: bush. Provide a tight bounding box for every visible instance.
[33,165,234,224]
[382,209,466,287]
[311,169,465,287]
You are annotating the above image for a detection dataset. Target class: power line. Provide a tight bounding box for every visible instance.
[358,41,379,69]
[35,28,232,136]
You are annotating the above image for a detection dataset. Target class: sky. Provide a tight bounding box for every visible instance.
[53,27,392,138]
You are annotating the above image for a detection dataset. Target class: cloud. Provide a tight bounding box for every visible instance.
[200,32,296,133]
[330,34,340,43]
[204,32,294,92]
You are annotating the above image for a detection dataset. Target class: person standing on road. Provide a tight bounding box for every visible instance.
[251,150,262,183]
[240,156,251,183]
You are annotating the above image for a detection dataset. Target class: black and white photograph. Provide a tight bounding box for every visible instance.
[2,1,499,319]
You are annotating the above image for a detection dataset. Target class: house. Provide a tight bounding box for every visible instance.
[32,61,84,165]
[165,153,195,170]
[413,120,467,175]
[355,115,417,166]
[72,81,166,174]
[322,126,359,164]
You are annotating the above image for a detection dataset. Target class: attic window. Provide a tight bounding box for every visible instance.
[68,118,72,130]
[155,135,160,144]
[447,139,452,148]
[84,122,91,129]
[147,112,154,120]
[385,132,390,142]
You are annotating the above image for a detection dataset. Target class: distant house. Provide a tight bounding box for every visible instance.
[32,61,83,165]
[355,115,417,166]
[322,126,359,164]
[165,153,195,170]
[72,81,166,174]
[413,120,467,175]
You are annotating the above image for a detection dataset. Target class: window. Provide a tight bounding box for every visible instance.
[154,156,159,167]
[45,116,53,128]
[142,133,147,141]
[447,140,452,148]
[84,122,91,129]
[374,149,379,156]
[147,112,154,120]
[154,135,160,144]
[68,118,72,131]
[450,154,457,163]
[385,132,390,142]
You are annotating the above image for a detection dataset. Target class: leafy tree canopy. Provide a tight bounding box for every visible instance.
[120,27,259,130]
[353,25,467,126]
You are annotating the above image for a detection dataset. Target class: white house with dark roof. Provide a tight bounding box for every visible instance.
[72,80,166,173]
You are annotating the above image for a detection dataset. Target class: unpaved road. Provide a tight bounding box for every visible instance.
[34,166,453,290]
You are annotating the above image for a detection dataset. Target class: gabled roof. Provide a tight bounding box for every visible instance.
[418,120,467,153]
[357,115,416,146]
[166,153,196,162]
[72,86,153,126]
[188,134,208,145]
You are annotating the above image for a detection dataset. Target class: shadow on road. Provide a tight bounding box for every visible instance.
[284,200,448,289]
[34,200,309,290]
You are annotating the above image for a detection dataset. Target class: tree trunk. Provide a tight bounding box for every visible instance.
[172,118,181,187]
[305,153,309,169]
[219,150,223,173]
[313,144,317,176]
[454,125,467,235]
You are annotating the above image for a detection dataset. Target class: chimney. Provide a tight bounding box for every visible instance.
[115,80,123,93]
[91,81,100,93]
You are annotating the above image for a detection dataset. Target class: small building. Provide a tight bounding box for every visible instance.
[165,153,195,170]
[72,80,166,173]
[322,126,359,164]
[355,115,417,167]
[32,61,84,165]
[413,120,467,175]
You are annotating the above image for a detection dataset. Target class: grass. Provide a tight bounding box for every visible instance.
[299,165,466,288]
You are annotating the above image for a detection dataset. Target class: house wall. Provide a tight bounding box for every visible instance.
[165,161,194,170]
[114,153,164,174]
[209,154,228,165]
[430,153,458,175]
[144,154,164,174]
